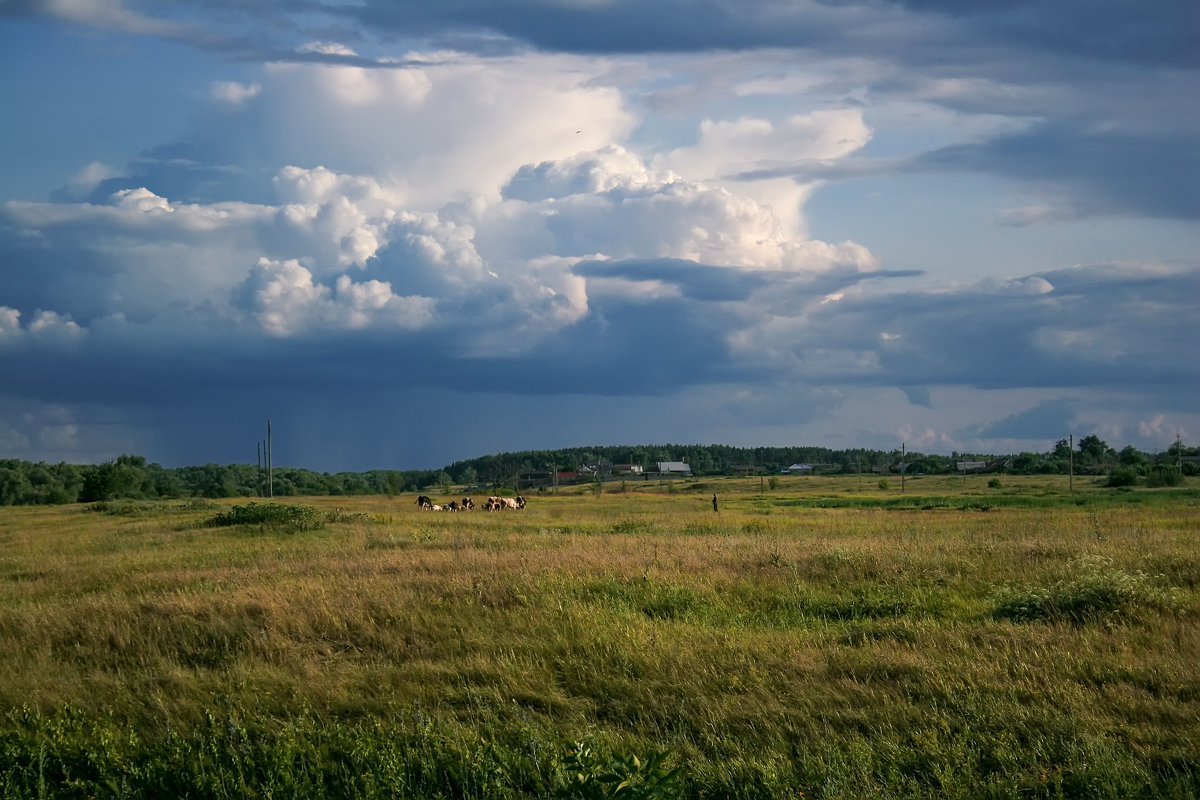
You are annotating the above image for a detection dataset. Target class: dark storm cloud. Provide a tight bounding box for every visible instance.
[916,123,1200,221]
[733,120,1200,225]
[17,0,1193,74]
[572,258,921,304]
[28,238,1193,415]
[4,253,1195,468]
[967,398,1080,441]
[321,0,1200,72]
[802,267,1200,393]
[892,0,1200,69]
[342,0,858,54]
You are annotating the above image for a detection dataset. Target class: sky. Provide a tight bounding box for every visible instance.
[1,0,1197,472]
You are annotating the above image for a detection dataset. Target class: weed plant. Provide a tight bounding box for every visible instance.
[992,555,1184,623]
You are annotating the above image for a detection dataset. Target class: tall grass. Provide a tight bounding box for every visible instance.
[0,482,1197,798]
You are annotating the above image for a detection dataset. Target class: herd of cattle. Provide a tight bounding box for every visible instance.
[416,494,527,512]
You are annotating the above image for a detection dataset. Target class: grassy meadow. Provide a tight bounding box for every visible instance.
[1,474,1198,798]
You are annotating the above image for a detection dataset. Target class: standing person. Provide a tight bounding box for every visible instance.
[712,493,718,513]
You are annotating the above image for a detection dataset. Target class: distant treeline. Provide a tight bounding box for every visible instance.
[0,437,1194,506]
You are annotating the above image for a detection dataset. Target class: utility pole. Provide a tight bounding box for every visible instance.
[267,419,273,499]
[1068,433,1073,494]
[256,441,262,497]
[901,442,906,494]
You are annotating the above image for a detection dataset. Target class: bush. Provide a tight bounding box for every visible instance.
[1144,467,1183,488]
[877,479,889,490]
[205,503,325,532]
[87,500,164,515]
[987,478,1002,489]
[1106,467,1139,488]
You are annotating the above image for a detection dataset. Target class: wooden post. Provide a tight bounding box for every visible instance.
[267,419,273,499]
[1068,433,1073,494]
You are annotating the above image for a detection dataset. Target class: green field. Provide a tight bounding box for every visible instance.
[1,475,1198,798]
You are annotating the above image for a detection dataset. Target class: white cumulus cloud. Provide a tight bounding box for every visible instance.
[209,81,262,107]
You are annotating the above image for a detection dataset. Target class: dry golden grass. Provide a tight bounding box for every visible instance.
[0,479,1197,797]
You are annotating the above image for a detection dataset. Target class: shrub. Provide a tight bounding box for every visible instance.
[205,503,325,532]
[987,478,1002,489]
[87,500,164,515]
[1106,467,1139,488]
[1144,467,1183,488]
[878,479,889,490]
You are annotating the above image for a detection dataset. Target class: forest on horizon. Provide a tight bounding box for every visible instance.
[1,436,1194,506]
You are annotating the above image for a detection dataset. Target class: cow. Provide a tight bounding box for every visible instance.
[446,500,460,512]
[417,495,433,509]
[494,496,523,510]
[486,496,521,510]
[460,497,475,510]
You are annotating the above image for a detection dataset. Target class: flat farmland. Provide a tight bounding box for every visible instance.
[1,477,1198,798]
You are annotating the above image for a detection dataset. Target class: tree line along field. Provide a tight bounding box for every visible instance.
[0,475,1197,798]
[2,434,1193,506]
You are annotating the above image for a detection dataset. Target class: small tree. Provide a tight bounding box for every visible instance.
[80,455,151,502]
[1118,445,1149,471]
[1078,434,1115,465]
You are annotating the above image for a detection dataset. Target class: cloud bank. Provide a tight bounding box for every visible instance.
[0,0,1196,469]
